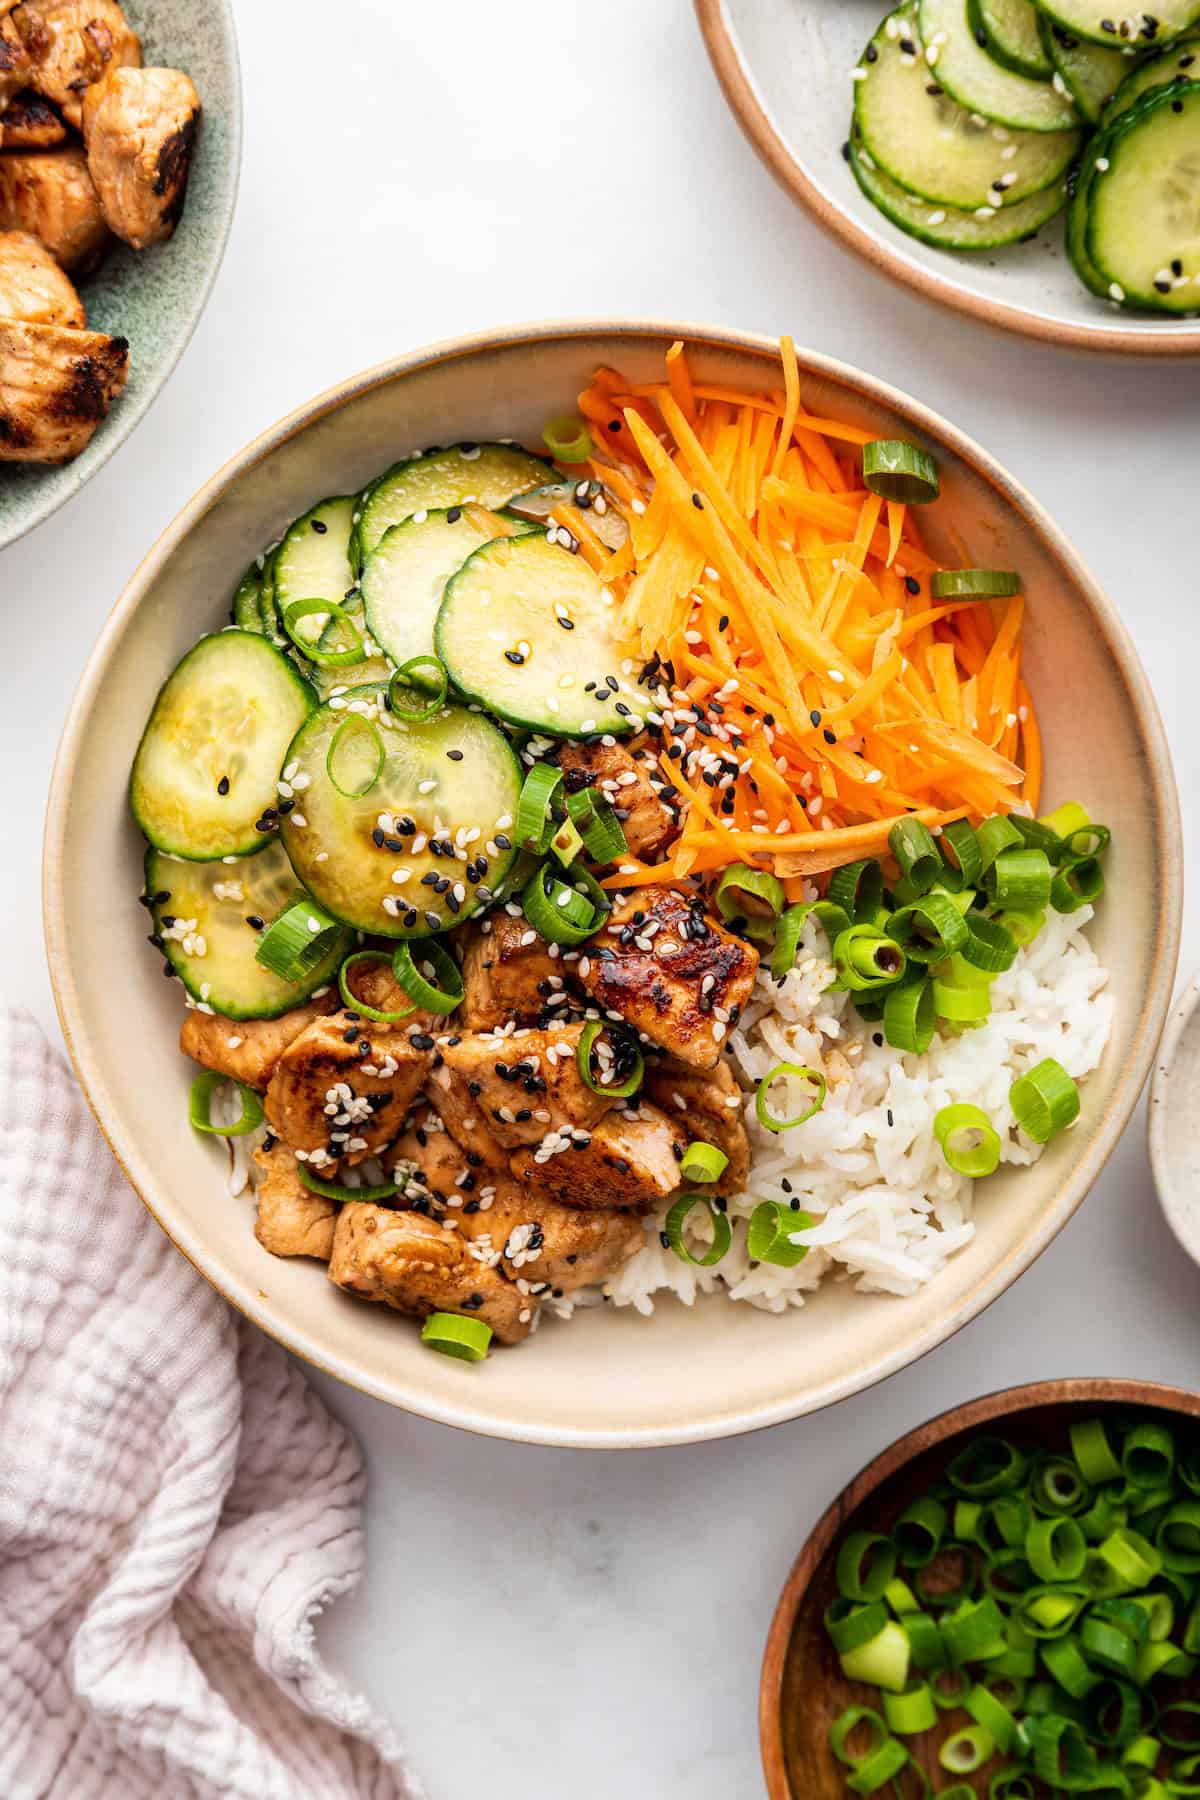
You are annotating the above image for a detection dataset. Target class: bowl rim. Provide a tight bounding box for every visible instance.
[43,316,1183,1449]
[759,1376,1200,1797]
[1148,968,1200,1264]
[0,0,244,551]
[694,0,1200,361]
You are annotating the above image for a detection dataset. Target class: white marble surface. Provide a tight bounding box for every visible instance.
[3,1,1200,1794]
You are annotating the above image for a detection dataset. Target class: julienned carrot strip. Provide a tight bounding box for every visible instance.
[683,807,962,855]
[1018,681,1042,813]
[772,336,801,482]
[549,504,608,573]
[886,501,905,567]
[665,341,697,423]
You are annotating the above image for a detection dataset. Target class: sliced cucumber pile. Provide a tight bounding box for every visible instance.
[146,841,352,1017]
[850,0,1200,311]
[131,632,316,860]
[279,690,522,938]
[351,443,553,570]
[361,506,535,676]
[436,531,649,738]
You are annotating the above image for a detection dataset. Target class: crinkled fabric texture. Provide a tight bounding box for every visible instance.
[0,1008,422,1800]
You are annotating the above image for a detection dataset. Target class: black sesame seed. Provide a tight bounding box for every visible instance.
[246,914,265,931]
[823,729,837,746]
[607,418,621,432]
[691,492,703,510]
[342,1027,359,1044]
[311,518,328,534]
[372,828,385,847]
[276,798,295,815]
[446,506,462,523]
[505,650,526,666]
[557,616,575,630]
[446,749,464,762]
[865,42,878,60]
[424,911,441,930]
[494,833,512,850]
[217,775,230,795]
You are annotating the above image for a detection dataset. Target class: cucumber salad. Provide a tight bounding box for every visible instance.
[848,0,1200,313]
[131,340,1114,1362]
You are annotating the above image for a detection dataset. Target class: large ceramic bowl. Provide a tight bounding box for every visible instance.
[0,0,241,550]
[696,0,1200,357]
[43,321,1181,1449]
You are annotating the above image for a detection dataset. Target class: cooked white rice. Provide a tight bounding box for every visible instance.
[555,902,1112,1319]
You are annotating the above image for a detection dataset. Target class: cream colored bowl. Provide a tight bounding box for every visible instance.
[44,322,1181,1448]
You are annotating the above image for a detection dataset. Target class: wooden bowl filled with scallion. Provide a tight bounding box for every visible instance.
[761,1378,1200,1798]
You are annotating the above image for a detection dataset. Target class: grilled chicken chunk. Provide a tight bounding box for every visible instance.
[251,1143,336,1263]
[458,912,561,1031]
[327,1203,533,1346]
[558,740,676,861]
[423,1061,511,1173]
[509,1101,687,1211]
[180,993,337,1093]
[0,88,65,146]
[579,886,759,1071]
[0,13,32,110]
[82,63,199,249]
[0,315,125,460]
[643,1057,750,1197]
[0,227,81,322]
[264,1006,432,1172]
[392,1105,478,1208]
[0,145,109,269]
[13,0,141,130]
[440,1022,615,1150]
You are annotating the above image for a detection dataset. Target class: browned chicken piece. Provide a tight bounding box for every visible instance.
[440,1022,615,1150]
[642,1056,750,1197]
[391,1105,478,1208]
[264,1012,432,1172]
[0,145,109,269]
[458,911,561,1031]
[579,886,759,1071]
[509,1101,687,1211]
[423,1061,511,1174]
[558,740,676,861]
[82,64,199,250]
[251,1143,336,1263]
[0,88,65,145]
[327,1203,533,1346]
[12,0,140,129]
[0,228,82,323]
[0,13,32,110]
[0,315,126,460]
[180,993,337,1093]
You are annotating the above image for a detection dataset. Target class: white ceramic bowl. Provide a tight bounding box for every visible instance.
[44,321,1182,1447]
[696,0,1200,357]
[1149,971,1200,1264]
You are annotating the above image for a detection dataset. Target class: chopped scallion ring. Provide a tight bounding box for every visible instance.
[521,860,609,946]
[550,816,585,867]
[391,940,464,1015]
[834,924,908,993]
[934,1104,1001,1178]
[931,569,1021,600]
[188,1071,264,1137]
[886,889,970,964]
[755,1063,826,1132]
[940,1725,995,1774]
[889,817,941,893]
[255,898,345,981]
[420,1312,493,1362]
[678,1141,729,1184]
[663,1193,732,1268]
[976,814,1023,875]
[827,857,885,922]
[1051,858,1105,914]
[863,439,939,504]
[1040,801,1091,840]
[932,980,992,1026]
[715,863,785,927]
[387,655,449,722]
[940,819,983,889]
[326,714,384,798]
[770,903,810,978]
[985,847,1052,911]
[884,979,936,1054]
[961,915,1018,974]
[515,763,565,855]
[564,786,627,862]
[541,414,592,464]
[282,597,364,668]
[298,1165,401,1203]
[747,1199,813,1267]
[1010,1058,1080,1144]
[830,1705,890,1768]
[883,1680,938,1737]
[576,1019,644,1099]
[338,950,417,1023]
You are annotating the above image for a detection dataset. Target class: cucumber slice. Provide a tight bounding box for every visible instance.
[146,842,352,1018]
[436,532,650,738]
[1039,0,1200,48]
[1101,35,1200,121]
[920,0,1079,128]
[850,137,1068,246]
[308,591,394,699]
[232,564,265,634]
[279,690,522,938]
[270,493,358,659]
[352,443,554,570]
[505,481,630,551]
[855,6,1082,208]
[361,507,535,678]
[1041,16,1143,120]
[969,0,1052,79]
[131,632,316,861]
[1086,83,1200,311]
[1065,127,1116,295]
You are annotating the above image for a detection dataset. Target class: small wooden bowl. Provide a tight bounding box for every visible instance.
[760,1378,1200,1797]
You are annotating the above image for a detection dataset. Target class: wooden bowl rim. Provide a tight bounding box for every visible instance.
[760,1377,1200,1797]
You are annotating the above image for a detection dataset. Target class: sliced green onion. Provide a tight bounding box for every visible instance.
[847,1736,911,1794]
[1010,1058,1080,1144]
[885,979,937,1054]
[887,889,970,963]
[516,763,565,854]
[255,897,345,981]
[933,982,992,1026]
[1009,814,1065,859]
[949,1438,1028,1498]
[1122,1736,1161,1771]
[838,1531,899,1603]
[1061,823,1111,864]
[755,1063,826,1132]
[884,1681,938,1736]
[1052,858,1105,914]
[564,785,627,862]
[985,847,1052,910]
[934,1104,1001,1178]
[664,1193,731,1268]
[1026,1713,1099,1788]
[550,816,585,867]
[831,1705,890,1766]
[828,857,886,921]
[1027,1516,1087,1583]
[976,815,1024,874]
[338,950,417,1023]
[747,1199,812,1267]
[932,1666,972,1708]
[298,1165,400,1203]
[966,1684,1018,1753]
[1042,1636,1102,1699]
[863,439,939,504]
[1041,802,1091,840]
[1159,1702,1200,1749]
[995,907,1045,947]
[1156,1501,1200,1572]
[715,863,784,926]
[282,597,364,667]
[188,1071,264,1137]
[770,903,810,977]
[940,1726,995,1773]
[326,713,385,799]
[420,1312,493,1361]
[941,819,984,888]
[391,940,464,1015]
[840,1619,913,1694]
[1098,1528,1163,1589]
[1124,1423,1176,1491]
[387,654,449,721]
[827,1599,890,1655]
[900,1611,947,1672]
[542,414,591,464]
[1016,1585,1088,1639]
[1086,1680,1148,1747]
[678,1141,728,1184]
[961,915,1019,974]
[885,1576,919,1616]
[1030,1458,1088,1516]
[1071,1420,1124,1487]
[890,817,942,892]
[521,860,608,947]
[576,1020,644,1099]
[895,1498,948,1570]
[942,1596,1008,1665]
[835,923,908,992]
[931,569,1020,600]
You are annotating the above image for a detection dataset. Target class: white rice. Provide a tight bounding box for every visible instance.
[556,903,1113,1320]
